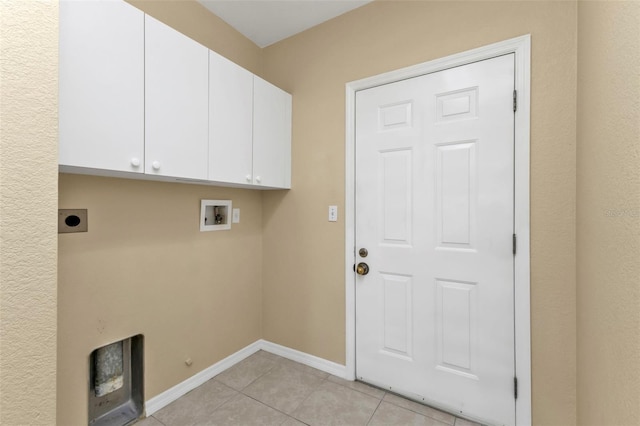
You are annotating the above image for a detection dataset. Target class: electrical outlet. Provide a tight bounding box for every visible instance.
[232,208,240,223]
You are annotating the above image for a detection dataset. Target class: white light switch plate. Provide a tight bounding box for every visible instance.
[232,208,240,223]
[328,205,338,222]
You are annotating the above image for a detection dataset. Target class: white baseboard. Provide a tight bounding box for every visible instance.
[144,339,347,416]
[145,340,262,415]
[258,339,347,379]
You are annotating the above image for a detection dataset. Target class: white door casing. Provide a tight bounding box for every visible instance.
[355,54,514,425]
[345,36,531,425]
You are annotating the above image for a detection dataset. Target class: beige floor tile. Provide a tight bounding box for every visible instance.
[275,357,330,379]
[326,375,386,399]
[243,364,325,414]
[281,417,309,426]
[215,352,278,390]
[153,379,238,426]
[454,417,482,426]
[292,380,381,426]
[133,416,165,426]
[383,393,456,425]
[204,393,289,425]
[144,353,479,426]
[255,350,285,362]
[369,401,450,426]
[256,350,329,379]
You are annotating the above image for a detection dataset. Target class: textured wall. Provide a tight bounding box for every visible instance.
[261,1,577,424]
[577,1,640,425]
[0,0,59,424]
[57,2,265,424]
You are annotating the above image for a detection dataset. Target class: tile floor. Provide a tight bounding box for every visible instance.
[135,350,482,426]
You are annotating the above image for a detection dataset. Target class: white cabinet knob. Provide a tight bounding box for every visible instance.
[245,174,252,182]
[152,161,161,171]
[255,176,262,183]
[130,157,140,167]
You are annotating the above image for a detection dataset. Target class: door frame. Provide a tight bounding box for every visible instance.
[344,35,532,425]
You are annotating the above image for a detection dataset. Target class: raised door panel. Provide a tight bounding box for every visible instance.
[252,76,292,189]
[208,51,254,184]
[145,15,208,180]
[59,0,144,173]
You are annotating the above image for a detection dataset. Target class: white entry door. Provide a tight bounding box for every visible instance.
[355,54,515,425]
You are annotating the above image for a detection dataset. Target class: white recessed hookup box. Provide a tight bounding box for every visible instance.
[200,200,232,231]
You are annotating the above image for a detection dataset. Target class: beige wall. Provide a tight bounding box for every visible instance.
[576,1,640,425]
[261,1,578,424]
[57,2,265,424]
[0,0,59,424]
[58,176,263,424]
[10,0,635,424]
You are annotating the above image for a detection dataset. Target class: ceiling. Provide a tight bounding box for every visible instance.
[198,0,373,48]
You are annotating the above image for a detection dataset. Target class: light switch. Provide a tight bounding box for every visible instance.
[328,205,338,222]
[232,208,240,223]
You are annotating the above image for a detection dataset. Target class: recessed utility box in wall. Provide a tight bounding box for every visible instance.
[89,335,144,426]
[200,200,232,231]
[59,209,88,233]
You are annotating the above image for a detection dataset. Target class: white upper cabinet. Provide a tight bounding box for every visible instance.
[253,76,292,189]
[145,15,209,180]
[209,55,292,189]
[59,1,291,189]
[59,0,144,173]
[208,51,254,185]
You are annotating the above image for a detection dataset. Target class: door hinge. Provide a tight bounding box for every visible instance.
[513,90,517,112]
[513,234,517,255]
[514,376,518,399]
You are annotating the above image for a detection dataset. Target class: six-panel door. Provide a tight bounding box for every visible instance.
[355,54,516,425]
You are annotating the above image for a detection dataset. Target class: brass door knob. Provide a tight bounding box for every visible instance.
[356,262,369,276]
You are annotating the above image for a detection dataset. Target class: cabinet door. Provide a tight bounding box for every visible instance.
[59,0,144,173]
[208,51,254,184]
[145,15,208,180]
[253,77,292,189]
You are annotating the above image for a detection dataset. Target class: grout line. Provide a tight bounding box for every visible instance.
[365,397,384,426]
[236,356,323,422]
[208,391,245,413]
[149,415,167,426]
[151,350,465,426]
[326,376,387,401]
[211,380,242,410]
[240,392,306,423]
[221,353,280,392]
[284,376,329,424]
[239,392,283,413]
